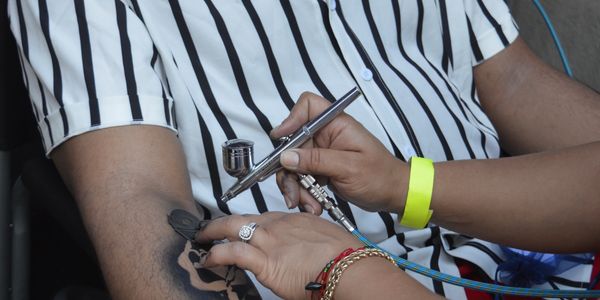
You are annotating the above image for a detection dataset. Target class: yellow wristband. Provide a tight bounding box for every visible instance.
[400,157,434,228]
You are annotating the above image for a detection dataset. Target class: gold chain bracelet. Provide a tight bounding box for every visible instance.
[321,248,397,300]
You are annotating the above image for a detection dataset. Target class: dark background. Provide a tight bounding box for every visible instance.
[1,1,106,299]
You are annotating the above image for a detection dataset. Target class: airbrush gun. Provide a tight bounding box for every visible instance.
[220,87,361,231]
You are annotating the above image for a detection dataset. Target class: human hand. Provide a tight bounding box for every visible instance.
[195,212,363,300]
[271,92,408,215]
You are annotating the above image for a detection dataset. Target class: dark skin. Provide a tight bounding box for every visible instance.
[51,37,600,299]
[52,126,259,299]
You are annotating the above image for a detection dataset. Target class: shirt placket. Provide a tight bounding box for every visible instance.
[323,0,419,160]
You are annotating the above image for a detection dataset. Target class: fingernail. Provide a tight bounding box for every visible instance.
[283,193,292,208]
[281,150,299,168]
[270,125,280,137]
[197,220,210,231]
[194,220,211,241]
[285,183,298,205]
[304,205,315,215]
[199,252,211,267]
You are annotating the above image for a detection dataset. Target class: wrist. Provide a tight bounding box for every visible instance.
[386,158,409,215]
[399,157,435,228]
[334,255,402,300]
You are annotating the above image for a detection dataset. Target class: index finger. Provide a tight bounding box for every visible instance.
[270,92,332,138]
[195,212,284,244]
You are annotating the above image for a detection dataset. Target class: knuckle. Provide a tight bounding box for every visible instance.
[287,211,310,224]
[231,242,247,257]
[283,212,298,221]
[308,149,322,168]
[298,91,312,101]
[262,211,281,218]
[252,226,274,249]
[223,215,243,231]
[258,225,273,241]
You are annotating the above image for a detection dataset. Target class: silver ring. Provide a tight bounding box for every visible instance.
[238,222,258,243]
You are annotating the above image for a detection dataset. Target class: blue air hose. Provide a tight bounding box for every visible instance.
[531,0,574,77]
[350,229,600,298]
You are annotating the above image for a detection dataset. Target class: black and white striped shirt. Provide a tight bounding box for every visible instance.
[8,0,593,298]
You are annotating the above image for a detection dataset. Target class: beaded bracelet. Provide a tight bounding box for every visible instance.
[321,248,397,300]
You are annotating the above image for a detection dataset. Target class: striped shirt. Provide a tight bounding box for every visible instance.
[8,0,594,298]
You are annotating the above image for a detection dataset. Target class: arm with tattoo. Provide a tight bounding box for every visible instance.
[169,210,260,299]
[52,125,259,299]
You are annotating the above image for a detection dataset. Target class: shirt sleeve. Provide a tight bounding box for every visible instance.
[8,0,176,155]
[463,0,519,65]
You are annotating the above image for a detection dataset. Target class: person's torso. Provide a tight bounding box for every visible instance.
[130,0,499,237]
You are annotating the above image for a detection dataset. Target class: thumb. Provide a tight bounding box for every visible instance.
[280,148,352,178]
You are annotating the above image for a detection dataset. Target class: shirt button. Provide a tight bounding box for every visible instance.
[328,0,336,11]
[360,68,373,81]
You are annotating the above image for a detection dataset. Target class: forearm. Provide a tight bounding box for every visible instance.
[52,126,258,299]
[476,38,600,155]
[429,142,600,252]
